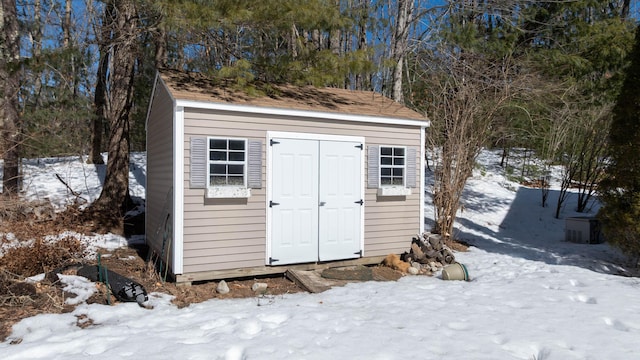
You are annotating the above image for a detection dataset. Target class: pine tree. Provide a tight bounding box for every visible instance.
[598,25,640,262]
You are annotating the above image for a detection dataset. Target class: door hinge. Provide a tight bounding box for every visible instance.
[270,139,280,146]
[354,250,362,257]
[269,257,279,264]
[355,144,363,150]
[354,199,364,205]
[269,201,280,207]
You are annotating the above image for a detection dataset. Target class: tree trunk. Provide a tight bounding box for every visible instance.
[621,0,630,18]
[88,2,113,165]
[89,47,108,165]
[391,0,413,102]
[354,0,368,90]
[33,0,42,58]
[154,20,167,68]
[63,0,71,48]
[90,0,139,226]
[1,0,22,197]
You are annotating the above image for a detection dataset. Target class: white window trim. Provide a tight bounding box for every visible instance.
[377,145,412,196]
[206,137,251,199]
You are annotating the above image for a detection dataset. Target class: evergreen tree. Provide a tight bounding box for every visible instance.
[598,25,640,262]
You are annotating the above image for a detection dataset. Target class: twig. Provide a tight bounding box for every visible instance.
[54,173,87,201]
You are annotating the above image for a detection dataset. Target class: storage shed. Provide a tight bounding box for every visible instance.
[145,69,430,284]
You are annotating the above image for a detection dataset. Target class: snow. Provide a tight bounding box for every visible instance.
[2,150,640,359]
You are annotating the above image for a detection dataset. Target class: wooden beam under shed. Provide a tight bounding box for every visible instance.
[174,255,387,285]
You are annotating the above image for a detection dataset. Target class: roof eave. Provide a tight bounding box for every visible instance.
[174,98,430,128]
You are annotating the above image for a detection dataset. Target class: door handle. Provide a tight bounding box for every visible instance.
[319,201,326,207]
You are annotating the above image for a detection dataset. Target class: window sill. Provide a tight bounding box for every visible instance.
[207,186,251,199]
[377,186,412,197]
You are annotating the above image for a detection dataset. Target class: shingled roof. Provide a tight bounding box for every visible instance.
[158,69,427,122]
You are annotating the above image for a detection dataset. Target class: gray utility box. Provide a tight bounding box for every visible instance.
[565,217,604,244]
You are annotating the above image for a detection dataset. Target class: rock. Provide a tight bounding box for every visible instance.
[371,266,403,281]
[428,262,441,272]
[407,267,419,275]
[410,243,425,261]
[252,282,268,292]
[428,234,444,250]
[411,262,422,270]
[216,280,230,294]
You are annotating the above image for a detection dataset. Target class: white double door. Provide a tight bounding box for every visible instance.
[270,137,363,265]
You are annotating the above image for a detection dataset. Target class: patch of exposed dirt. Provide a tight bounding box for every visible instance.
[446,238,470,252]
[93,244,305,309]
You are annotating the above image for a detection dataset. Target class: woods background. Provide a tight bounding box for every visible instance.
[0,0,638,249]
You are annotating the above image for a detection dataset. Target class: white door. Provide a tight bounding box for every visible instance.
[270,138,319,265]
[270,137,363,265]
[318,141,362,261]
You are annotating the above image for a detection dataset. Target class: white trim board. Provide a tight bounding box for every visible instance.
[175,99,430,128]
[173,106,185,274]
[420,126,426,234]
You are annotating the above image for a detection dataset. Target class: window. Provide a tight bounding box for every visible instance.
[208,138,247,187]
[367,144,415,196]
[380,146,405,186]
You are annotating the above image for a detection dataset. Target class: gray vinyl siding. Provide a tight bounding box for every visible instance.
[180,107,421,274]
[145,83,175,266]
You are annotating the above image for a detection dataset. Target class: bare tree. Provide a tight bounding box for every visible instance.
[1,0,22,197]
[419,47,526,238]
[88,0,139,227]
[88,0,113,166]
[554,102,611,218]
[390,0,414,102]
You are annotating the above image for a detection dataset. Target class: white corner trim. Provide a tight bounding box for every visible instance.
[420,126,426,234]
[206,186,251,199]
[265,133,273,265]
[173,106,185,274]
[360,139,366,257]
[175,99,430,128]
[377,186,412,197]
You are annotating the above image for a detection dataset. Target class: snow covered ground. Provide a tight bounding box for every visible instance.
[2,150,640,360]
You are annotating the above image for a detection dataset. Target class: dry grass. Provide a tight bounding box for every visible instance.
[0,238,88,277]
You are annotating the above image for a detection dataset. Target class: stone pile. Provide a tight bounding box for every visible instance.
[401,232,456,273]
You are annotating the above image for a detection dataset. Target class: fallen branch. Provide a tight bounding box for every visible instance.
[55,174,86,201]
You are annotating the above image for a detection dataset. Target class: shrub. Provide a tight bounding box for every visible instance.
[598,192,640,261]
[0,237,87,277]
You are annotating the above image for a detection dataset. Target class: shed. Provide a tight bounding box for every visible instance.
[145,69,430,284]
[565,216,605,244]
